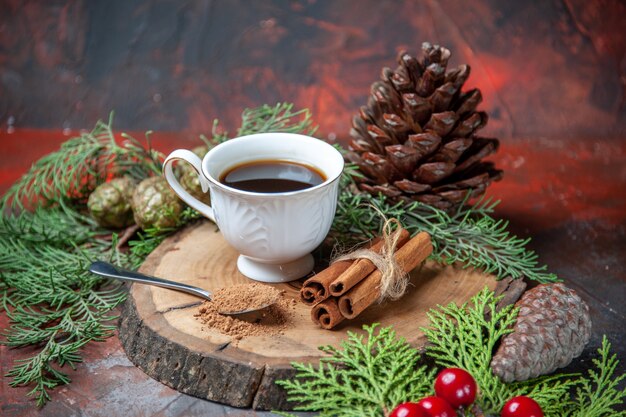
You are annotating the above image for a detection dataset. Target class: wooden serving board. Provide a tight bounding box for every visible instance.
[118,221,499,410]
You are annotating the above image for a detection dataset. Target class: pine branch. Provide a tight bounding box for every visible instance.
[422,288,519,413]
[277,324,435,417]
[237,103,318,137]
[0,113,162,210]
[126,207,201,269]
[5,336,84,407]
[0,201,98,247]
[0,209,127,404]
[331,191,558,283]
[570,336,626,417]
[0,115,168,406]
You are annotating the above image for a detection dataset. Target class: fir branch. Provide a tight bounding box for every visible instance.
[0,202,99,247]
[277,324,435,417]
[0,113,162,210]
[237,103,318,137]
[0,114,163,406]
[331,191,558,283]
[570,336,626,417]
[422,288,520,413]
[127,230,169,269]
[0,208,127,405]
[5,336,85,407]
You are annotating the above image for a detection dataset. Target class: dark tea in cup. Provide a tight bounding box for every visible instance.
[219,159,326,193]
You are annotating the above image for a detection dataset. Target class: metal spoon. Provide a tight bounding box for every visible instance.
[88,261,277,322]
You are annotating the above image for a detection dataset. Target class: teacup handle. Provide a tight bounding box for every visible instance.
[163,149,215,223]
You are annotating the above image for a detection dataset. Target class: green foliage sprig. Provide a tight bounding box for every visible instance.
[277,324,435,417]
[422,289,521,412]
[279,289,625,417]
[0,206,127,406]
[331,189,558,283]
[126,207,202,269]
[1,113,162,211]
[571,337,626,417]
[0,115,165,405]
[237,103,317,137]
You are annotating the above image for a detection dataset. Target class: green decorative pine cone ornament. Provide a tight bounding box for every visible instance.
[131,176,184,230]
[347,42,503,210]
[87,177,136,228]
[178,146,211,205]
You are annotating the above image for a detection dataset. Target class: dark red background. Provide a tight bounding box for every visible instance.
[1,0,625,139]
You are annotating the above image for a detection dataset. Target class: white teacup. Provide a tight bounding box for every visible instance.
[163,133,344,283]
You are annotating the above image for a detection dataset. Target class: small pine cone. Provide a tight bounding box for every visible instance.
[131,176,184,230]
[87,177,136,228]
[178,146,211,205]
[491,283,591,382]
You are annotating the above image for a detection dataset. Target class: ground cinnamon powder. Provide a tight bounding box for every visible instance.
[194,283,296,340]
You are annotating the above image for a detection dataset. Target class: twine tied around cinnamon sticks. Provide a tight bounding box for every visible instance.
[333,217,409,303]
[301,218,433,330]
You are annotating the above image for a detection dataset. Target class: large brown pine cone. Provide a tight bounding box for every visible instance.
[347,42,503,209]
[491,283,592,382]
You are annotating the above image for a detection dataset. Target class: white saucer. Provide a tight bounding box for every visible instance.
[237,254,314,283]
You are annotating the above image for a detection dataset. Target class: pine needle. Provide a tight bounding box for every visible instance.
[0,207,127,405]
[277,324,435,416]
[331,189,558,283]
[237,103,318,137]
[570,336,626,417]
[1,113,162,210]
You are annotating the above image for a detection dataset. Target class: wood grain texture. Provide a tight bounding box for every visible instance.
[119,221,499,410]
[0,0,624,139]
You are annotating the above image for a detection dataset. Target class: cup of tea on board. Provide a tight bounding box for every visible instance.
[163,133,344,283]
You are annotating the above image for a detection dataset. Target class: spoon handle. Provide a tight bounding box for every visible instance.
[89,261,212,301]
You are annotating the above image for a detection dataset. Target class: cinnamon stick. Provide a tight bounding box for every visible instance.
[300,261,351,306]
[300,237,383,306]
[338,232,433,319]
[311,298,344,330]
[329,228,410,297]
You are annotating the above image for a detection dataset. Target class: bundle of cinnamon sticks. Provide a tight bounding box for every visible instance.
[302,229,433,329]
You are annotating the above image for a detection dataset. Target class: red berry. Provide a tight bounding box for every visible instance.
[434,367,477,408]
[389,402,427,417]
[501,396,544,417]
[416,396,457,417]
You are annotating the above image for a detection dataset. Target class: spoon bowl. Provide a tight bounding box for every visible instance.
[88,261,277,321]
